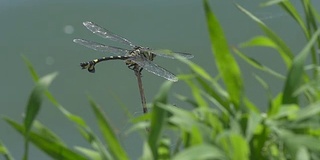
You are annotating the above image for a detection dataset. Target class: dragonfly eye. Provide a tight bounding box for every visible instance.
[80,62,96,73]
[80,62,89,69]
[88,66,95,73]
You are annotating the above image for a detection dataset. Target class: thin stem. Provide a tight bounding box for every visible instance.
[133,65,147,114]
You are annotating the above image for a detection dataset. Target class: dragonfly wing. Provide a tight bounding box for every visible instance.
[83,21,136,48]
[73,39,129,56]
[150,49,194,59]
[131,55,178,82]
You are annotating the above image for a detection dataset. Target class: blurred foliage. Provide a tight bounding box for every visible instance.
[1,0,320,159]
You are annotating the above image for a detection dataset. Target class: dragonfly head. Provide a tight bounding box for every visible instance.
[80,61,95,73]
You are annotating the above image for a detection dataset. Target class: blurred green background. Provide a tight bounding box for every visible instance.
[1,0,318,159]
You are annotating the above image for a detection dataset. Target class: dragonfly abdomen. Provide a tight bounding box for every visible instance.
[80,55,131,73]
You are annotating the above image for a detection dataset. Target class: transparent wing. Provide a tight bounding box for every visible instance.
[73,39,130,56]
[131,55,178,82]
[83,21,136,48]
[150,49,194,59]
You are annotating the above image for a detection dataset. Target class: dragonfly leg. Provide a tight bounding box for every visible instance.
[127,63,135,70]
[139,67,143,73]
[129,64,143,77]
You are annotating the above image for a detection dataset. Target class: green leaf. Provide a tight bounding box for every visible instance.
[261,0,284,6]
[24,72,58,133]
[175,94,197,107]
[195,74,229,108]
[172,144,226,160]
[296,147,310,160]
[294,101,320,122]
[271,104,299,120]
[158,138,171,160]
[22,56,40,82]
[141,141,153,160]
[5,118,87,160]
[282,28,320,104]
[245,111,263,141]
[23,57,111,159]
[236,4,294,68]
[217,132,250,160]
[278,129,320,157]
[204,0,243,108]
[75,147,102,160]
[148,81,172,159]
[175,56,213,82]
[89,98,128,160]
[76,126,111,160]
[32,121,65,145]
[243,97,260,113]
[185,79,209,108]
[262,1,309,39]
[268,93,283,116]
[159,103,198,132]
[261,1,310,41]
[23,72,58,159]
[0,140,14,160]
[233,47,285,79]
[240,36,277,48]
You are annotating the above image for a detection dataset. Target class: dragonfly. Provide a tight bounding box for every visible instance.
[73,21,194,82]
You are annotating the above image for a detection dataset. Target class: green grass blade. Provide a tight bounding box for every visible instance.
[236,4,294,68]
[22,56,40,82]
[89,98,128,160]
[302,0,319,34]
[217,132,249,160]
[293,101,320,122]
[175,57,213,82]
[202,92,229,116]
[77,126,112,160]
[147,81,172,159]
[23,72,57,160]
[74,147,101,160]
[185,79,209,108]
[158,103,198,132]
[172,144,226,160]
[279,1,309,38]
[240,35,277,48]
[245,111,263,141]
[261,0,284,6]
[25,58,111,159]
[24,72,58,133]
[262,1,309,39]
[158,138,171,160]
[282,28,320,104]
[32,121,65,145]
[204,0,243,108]
[5,118,87,160]
[233,47,285,79]
[175,62,229,108]
[302,0,320,67]
[195,75,230,108]
[23,57,89,128]
[175,94,198,107]
[307,1,320,22]
[278,129,320,157]
[0,140,14,160]
[243,97,260,113]
[141,141,153,160]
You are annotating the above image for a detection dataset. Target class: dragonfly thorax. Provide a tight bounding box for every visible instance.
[125,47,156,67]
